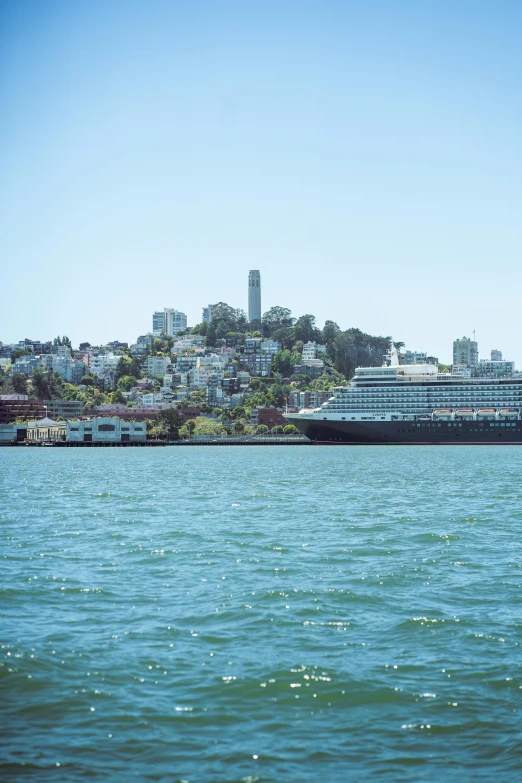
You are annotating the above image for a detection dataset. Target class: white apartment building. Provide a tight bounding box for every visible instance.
[89,353,121,377]
[301,341,327,362]
[302,342,318,362]
[202,305,213,323]
[299,342,325,373]
[145,355,172,378]
[475,358,515,378]
[188,368,209,388]
[197,355,227,371]
[152,308,188,337]
[140,393,166,404]
[52,357,85,383]
[453,336,478,368]
[172,335,206,353]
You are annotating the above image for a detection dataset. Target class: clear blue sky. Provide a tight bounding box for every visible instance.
[1,0,521,365]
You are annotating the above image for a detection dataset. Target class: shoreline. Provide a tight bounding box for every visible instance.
[1,436,310,447]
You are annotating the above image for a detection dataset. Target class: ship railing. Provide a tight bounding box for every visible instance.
[429,409,520,422]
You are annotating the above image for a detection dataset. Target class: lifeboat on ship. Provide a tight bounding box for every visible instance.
[455,409,474,419]
[433,409,452,419]
[477,409,496,418]
[499,409,519,418]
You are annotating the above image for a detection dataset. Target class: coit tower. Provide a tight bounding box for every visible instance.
[248,270,261,322]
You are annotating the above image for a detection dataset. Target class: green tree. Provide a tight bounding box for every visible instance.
[111,389,126,404]
[81,375,94,386]
[155,408,183,440]
[293,314,319,344]
[11,349,32,360]
[180,418,198,438]
[283,424,299,434]
[249,377,267,392]
[329,329,391,378]
[262,306,294,334]
[48,371,65,399]
[128,357,143,378]
[53,335,72,348]
[272,349,298,377]
[210,302,247,333]
[12,373,28,394]
[216,321,229,340]
[206,324,217,347]
[322,320,340,345]
[270,326,295,350]
[192,418,223,436]
[115,356,131,382]
[117,375,138,392]
[31,370,51,399]
[256,424,269,434]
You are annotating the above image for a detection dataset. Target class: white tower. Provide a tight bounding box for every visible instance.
[248,270,261,322]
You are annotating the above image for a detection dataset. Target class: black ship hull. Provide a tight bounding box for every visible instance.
[287,417,522,445]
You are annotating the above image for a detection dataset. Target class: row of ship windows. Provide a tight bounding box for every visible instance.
[335,397,521,402]
[329,397,521,401]
[351,384,522,390]
[338,387,522,393]
[331,400,521,405]
[340,397,522,401]
[325,408,519,413]
[413,422,519,428]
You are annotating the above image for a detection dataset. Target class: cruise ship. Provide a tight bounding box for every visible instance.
[284,345,522,444]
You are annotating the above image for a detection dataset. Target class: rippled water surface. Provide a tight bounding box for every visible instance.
[2,446,522,781]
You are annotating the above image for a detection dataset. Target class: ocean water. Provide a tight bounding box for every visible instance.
[1,445,522,782]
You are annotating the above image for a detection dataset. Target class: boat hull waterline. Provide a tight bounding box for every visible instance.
[285,417,522,445]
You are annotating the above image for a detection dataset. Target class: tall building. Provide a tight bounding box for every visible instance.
[248,270,261,322]
[152,311,166,334]
[152,308,188,337]
[491,349,502,361]
[453,336,478,368]
[202,305,213,323]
